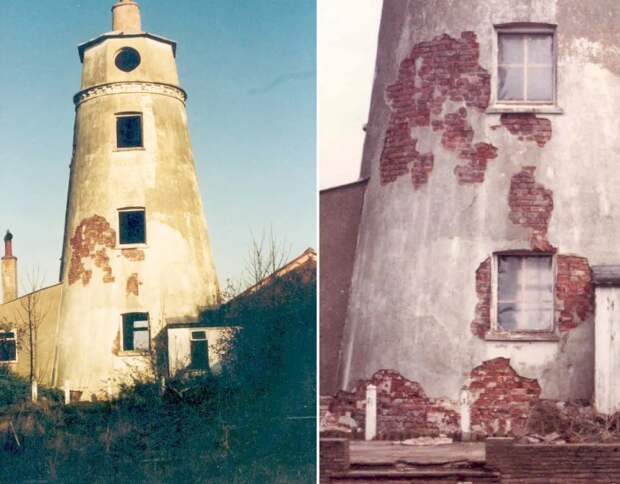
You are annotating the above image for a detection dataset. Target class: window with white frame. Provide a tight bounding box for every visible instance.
[495,254,554,332]
[189,331,209,370]
[122,313,150,352]
[497,26,555,104]
[0,330,17,362]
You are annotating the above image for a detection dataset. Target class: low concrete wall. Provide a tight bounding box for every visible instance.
[486,437,620,483]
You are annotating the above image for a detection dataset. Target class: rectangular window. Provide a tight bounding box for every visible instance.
[0,331,17,362]
[190,331,209,370]
[116,114,142,148]
[119,209,146,245]
[497,27,555,104]
[496,255,554,332]
[122,313,150,352]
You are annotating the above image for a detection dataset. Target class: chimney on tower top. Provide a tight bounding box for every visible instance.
[2,230,18,303]
[112,0,142,34]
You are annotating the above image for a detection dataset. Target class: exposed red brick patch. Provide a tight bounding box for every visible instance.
[556,255,594,332]
[121,248,145,261]
[469,357,541,436]
[470,257,491,338]
[500,114,552,147]
[381,32,495,188]
[126,273,140,296]
[329,370,459,439]
[471,254,591,340]
[454,142,498,184]
[68,215,116,286]
[508,166,554,251]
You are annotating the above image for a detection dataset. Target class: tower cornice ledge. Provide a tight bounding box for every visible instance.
[78,32,177,62]
[73,81,187,107]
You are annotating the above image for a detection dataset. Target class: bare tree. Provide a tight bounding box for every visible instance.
[244,228,291,289]
[16,268,50,390]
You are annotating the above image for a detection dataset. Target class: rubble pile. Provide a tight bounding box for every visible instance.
[524,400,620,443]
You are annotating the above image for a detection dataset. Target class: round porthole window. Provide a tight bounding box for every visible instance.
[115,47,141,72]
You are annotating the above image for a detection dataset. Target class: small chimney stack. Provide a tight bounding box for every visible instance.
[2,230,17,303]
[112,0,142,33]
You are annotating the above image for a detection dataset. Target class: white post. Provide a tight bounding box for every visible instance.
[31,380,38,403]
[459,387,471,441]
[64,380,71,405]
[365,384,377,441]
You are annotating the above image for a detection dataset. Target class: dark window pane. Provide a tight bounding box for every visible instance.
[191,331,206,340]
[115,48,141,72]
[190,340,209,370]
[119,210,145,244]
[122,312,149,351]
[0,338,16,362]
[116,115,142,148]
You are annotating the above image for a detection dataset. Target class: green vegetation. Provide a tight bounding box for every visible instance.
[0,260,316,483]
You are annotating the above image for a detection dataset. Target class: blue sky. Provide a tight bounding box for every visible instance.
[0,0,316,291]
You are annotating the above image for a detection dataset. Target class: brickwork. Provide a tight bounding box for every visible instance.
[486,438,620,483]
[555,255,594,331]
[380,32,495,188]
[126,273,140,296]
[329,369,459,439]
[508,166,554,251]
[320,438,350,474]
[471,257,492,338]
[469,358,541,437]
[68,215,116,285]
[499,114,552,147]
[328,360,541,439]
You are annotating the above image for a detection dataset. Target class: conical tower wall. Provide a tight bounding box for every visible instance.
[54,7,219,397]
[341,0,620,408]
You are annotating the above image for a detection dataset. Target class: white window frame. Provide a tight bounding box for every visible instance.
[488,23,562,114]
[0,329,18,363]
[189,330,210,371]
[120,312,151,355]
[487,251,559,342]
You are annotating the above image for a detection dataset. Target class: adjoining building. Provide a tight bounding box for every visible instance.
[322,0,620,438]
[0,0,226,401]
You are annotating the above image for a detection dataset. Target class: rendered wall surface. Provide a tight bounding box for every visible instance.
[0,284,62,386]
[340,0,620,418]
[320,180,367,395]
[167,326,231,376]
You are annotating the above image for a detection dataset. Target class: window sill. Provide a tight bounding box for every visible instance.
[485,330,560,342]
[118,351,150,357]
[114,147,145,152]
[116,243,148,250]
[487,105,564,115]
